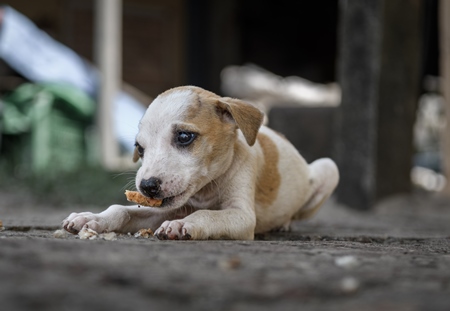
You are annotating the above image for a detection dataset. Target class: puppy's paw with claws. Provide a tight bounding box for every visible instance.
[62,212,108,235]
[155,220,201,240]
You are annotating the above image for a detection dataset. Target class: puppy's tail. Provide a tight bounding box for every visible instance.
[293,158,339,220]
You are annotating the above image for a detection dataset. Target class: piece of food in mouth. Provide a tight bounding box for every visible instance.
[125,190,163,207]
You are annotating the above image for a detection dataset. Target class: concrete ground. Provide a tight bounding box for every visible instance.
[1,192,450,311]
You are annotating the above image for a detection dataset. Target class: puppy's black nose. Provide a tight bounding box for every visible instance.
[139,177,162,197]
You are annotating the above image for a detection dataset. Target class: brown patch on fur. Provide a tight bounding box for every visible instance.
[176,86,263,146]
[217,97,264,146]
[255,133,281,207]
[174,86,264,170]
[182,91,237,169]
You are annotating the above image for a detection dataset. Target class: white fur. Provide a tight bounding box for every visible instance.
[63,86,339,240]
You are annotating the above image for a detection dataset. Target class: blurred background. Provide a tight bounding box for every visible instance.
[0,0,448,211]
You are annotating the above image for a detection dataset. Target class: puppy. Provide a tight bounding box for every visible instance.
[63,86,339,240]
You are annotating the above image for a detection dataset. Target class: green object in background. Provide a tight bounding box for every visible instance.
[1,83,96,177]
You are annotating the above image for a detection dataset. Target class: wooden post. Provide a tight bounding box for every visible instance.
[336,0,423,209]
[336,0,383,209]
[375,0,423,199]
[440,0,450,195]
[94,0,122,170]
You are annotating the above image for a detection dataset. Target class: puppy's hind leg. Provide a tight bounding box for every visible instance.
[294,158,339,220]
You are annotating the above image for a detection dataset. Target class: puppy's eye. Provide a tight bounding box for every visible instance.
[135,142,144,157]
[176,131,196,146]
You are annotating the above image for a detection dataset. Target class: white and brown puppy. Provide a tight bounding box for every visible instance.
[63,86,339,240]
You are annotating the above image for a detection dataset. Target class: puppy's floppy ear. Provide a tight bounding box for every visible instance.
[132,146,140,163]
[217,97,264,146]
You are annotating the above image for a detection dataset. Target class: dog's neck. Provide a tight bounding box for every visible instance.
[187,137,253,212]
[188,180,221,210]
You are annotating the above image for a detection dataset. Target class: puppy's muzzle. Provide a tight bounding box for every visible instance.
[140,177,162,198]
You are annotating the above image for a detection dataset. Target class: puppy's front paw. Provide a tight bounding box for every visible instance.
[62,212,107,234]
[155,220,200,240]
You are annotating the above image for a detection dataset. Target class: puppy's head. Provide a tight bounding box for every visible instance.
[133,86,264,208]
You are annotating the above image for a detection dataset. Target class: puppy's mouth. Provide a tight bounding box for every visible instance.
[161,195,177,206]
[148,191,187,208]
